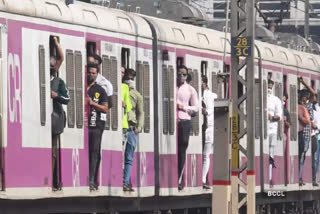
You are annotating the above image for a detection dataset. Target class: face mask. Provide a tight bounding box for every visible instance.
[87,75,96,85]
[126,80,135,88]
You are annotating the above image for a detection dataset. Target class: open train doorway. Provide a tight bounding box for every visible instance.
[0,27,4,191]
[50,35,62,191]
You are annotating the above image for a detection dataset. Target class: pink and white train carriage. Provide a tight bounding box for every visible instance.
[0,0,320,213]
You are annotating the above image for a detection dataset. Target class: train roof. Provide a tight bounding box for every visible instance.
[0,0,152,38]
[141,15,226,53]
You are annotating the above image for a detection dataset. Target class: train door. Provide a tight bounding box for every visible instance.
[0,25,5,190]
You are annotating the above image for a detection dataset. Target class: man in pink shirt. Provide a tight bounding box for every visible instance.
[176,65,199,190]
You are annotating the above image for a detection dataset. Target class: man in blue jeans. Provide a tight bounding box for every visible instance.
[123,68,144,192]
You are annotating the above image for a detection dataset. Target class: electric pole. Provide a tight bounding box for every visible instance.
[305,0,310,39]
[231,0,256,213]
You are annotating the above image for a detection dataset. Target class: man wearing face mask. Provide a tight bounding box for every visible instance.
[122,68,144,192]
[176,65,198,190]
[87,64,109,191]
[50,36,70,191]
[267,79,282,187]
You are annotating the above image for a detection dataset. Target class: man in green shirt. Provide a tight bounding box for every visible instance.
[123,68,144,192]
[121,67,132,145]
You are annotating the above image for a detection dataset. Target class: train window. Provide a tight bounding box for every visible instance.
[255,80,260,139]
[39,45,46,126]
[0,27,2,58]
[263,80,268,139]
[143,62,151,133]
[176,57,184,69]
[66,50,75,128]
[75,51,83,129]
[102,55,111,130]
[136,61,151,133]
[192,69,199,136]
[211,72,218,94]
[162,65,169,135]
[168,66,175,135]
[290,85,297,141]
[275,82,283,140]
[188,69,194,136]
[121,48,130,68]
[136,61,143,95]
[86,42,96,58]
[201,61,208,76]
[110,57,118,131]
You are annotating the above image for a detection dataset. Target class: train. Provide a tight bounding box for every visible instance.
[0,0,320,213]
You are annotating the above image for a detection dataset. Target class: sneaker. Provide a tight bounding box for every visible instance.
[123,184,134,192]
[269,180,274,188]
[89,183,98,191]
[313,181,319,187]
[178,183,184,191]
[203,183,211,190]
[299,179,305,186]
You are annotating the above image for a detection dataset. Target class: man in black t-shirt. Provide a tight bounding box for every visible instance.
[87,64,109,191]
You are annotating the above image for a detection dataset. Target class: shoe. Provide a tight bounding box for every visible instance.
[313,181,319,187]
[89,183,98,191]
[299,179,305,186]
[203,183,211,190]
[178,183,184,191]
[269,180,274,188]
[123,184,134,192]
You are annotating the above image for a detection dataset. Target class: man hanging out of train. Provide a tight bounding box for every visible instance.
[121,66,133,146]
[201,75,217,190]
[267,79,282,188]
[299,77,316,186]
[50,36,70,191]
[123,68,144,192]
[87,63,109,191]
[88,54,113,109]
[311,94,320,186]
[176,65,198,191]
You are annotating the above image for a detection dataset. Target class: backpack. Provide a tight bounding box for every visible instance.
[51,77,66,136]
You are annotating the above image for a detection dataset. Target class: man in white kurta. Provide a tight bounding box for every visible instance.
[201,76,217,189]
[267,79,282,186]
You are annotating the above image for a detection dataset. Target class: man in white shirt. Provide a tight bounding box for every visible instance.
[267,79,282,187]
[201,75,217,190]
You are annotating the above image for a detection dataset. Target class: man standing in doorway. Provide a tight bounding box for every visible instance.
[201,75,217,190]
[267,79,282,187]
[50,36,70,191]
[123,68,144,192]
[87,64,109,191]
[176,65,198,190]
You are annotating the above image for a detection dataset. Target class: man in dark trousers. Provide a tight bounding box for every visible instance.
[50,36,69,191]
[176,65,198,190]
[87,63,109,191]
